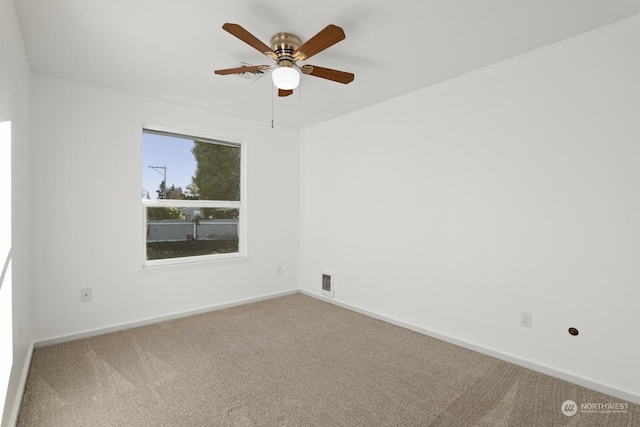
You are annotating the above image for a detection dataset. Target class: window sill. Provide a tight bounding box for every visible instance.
[139,255,250,274]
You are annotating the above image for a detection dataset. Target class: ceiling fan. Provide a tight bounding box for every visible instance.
[214,23,355,97]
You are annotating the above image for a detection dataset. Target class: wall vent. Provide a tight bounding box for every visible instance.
[235,62,267,81]
[321,273,334,298]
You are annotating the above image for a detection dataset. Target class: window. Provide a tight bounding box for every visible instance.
[142,128,245,267]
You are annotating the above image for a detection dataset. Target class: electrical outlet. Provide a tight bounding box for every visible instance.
[520,311,532,328]
[276,266,282,276]
[80,287,92,302]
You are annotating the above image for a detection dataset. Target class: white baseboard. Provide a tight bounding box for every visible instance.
[299,289,640,405]
[35,289,299,348]
[5,341,34,427]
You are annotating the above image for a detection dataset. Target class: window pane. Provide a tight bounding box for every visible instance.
[146,207,239,260]
[142,130,240,202]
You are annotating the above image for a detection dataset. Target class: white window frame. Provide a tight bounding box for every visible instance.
[141,126,248,269]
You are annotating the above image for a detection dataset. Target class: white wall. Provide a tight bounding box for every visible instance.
[300,15,640,402]
[30,74,300,342]
[0,0,32,424]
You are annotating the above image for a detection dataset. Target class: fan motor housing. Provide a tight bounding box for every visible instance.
[270,32,301,67]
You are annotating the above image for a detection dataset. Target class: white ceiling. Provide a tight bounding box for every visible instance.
[14,0,640,129]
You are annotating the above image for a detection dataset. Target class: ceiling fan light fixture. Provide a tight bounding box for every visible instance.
[215,24,353,97]
[272,66,300,90]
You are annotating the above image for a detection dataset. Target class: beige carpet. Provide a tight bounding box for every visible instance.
[17,294,639,426]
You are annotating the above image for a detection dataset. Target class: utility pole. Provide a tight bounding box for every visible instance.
[148,165,167,198]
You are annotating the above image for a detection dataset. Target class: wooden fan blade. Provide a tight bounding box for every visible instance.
[222,23,277,60]
[293,25,345,61]
[300,65,354,84]
[278,89,293,97]
[214,65,271,75]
